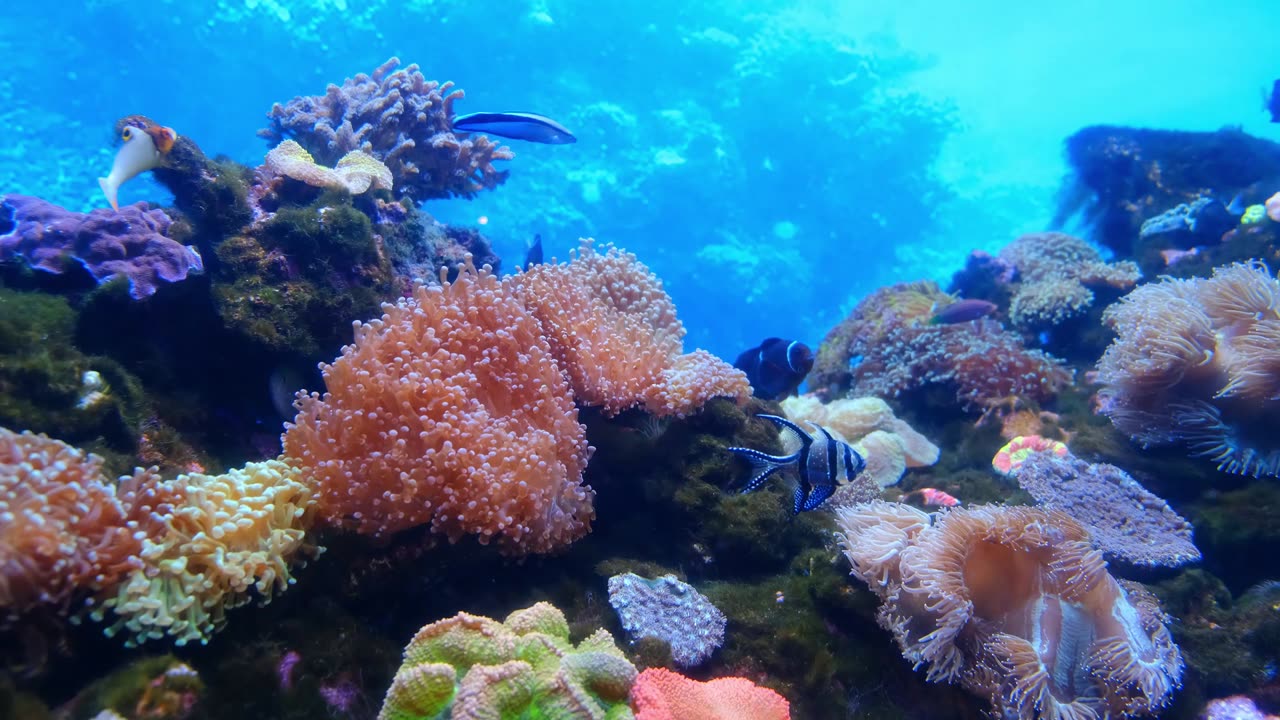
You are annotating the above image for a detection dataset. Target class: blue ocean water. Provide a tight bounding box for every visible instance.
[7,0,1273,361]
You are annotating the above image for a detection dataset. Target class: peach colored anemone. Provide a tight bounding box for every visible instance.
[630,667,790,720]
[835,502,1183,720]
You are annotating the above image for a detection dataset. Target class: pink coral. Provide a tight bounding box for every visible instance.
[630,668,790,720]
[282,259,595,554]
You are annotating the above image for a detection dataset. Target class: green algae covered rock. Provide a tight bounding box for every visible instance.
[379,601,637,720]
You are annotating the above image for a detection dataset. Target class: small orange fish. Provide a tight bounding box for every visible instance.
[900,487,961,507]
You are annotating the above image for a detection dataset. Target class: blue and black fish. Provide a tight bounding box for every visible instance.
[1267,79,1280,123]
[733,338,813,400]
[727,414,865,513]
[452,111,577,144]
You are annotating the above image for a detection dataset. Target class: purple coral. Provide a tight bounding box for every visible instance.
[259,57,514,201]
[0,194,202,300]
[607,573,726,668]
[1013,451,1200,568]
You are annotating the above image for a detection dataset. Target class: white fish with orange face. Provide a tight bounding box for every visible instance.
[98,124,176,210]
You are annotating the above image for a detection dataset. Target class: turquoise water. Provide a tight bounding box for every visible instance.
[8,0,1272,358]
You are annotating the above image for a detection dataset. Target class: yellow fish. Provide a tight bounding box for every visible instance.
[98,121,177,210]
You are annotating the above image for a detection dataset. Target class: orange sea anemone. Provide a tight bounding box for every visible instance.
[835,502,1183,719]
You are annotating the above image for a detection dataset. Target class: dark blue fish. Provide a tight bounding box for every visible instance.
[524,233,544,268]
[727,414,865,513]
[733,338,813,400]
[452,112,577,144]
[1267,79,1280,123]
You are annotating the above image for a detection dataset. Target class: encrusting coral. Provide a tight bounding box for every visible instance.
[377,601,637,720]
[834,501,1183,720]
[282,258,596,554]
[1096,260,1280,477]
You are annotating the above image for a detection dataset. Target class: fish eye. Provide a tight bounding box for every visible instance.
[122,128,133,140]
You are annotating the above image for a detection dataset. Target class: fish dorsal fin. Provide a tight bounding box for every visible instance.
[758,414,813,451]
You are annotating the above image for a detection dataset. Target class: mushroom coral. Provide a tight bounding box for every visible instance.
[834,502,1183,720]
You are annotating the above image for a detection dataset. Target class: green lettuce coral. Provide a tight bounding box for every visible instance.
[378,601,637,720]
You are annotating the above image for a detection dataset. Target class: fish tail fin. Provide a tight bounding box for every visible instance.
[1227,192,1247,216]
[800,483,837,512]
[98,176,119,211]
[727,447,792,493]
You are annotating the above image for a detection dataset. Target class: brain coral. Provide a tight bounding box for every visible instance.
[1096,260,1280,477]
[377,601,637,720]
[283,259,596,554]
[835,502,1183,720]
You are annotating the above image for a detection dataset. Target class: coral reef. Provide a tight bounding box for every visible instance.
[835,501,1184,720]
[1096,261,1280,477]
[607,573,727,668]
[260,57,513,201]
[811,280,1071,410]
[1055,125,1280,257]
[377,601,636,720]
[282,259,595,554]
[996,231,1140,329]
[991,434,1068,475]
[630,667,790,720]
[513,241,750,417]
[0,195,202,300]
[1012,450,1200,568]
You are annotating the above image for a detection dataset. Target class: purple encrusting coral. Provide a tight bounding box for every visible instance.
[607,572,727,668]
[0,194,203,299]
[1013,451,1201,568]
[258,57,514,201]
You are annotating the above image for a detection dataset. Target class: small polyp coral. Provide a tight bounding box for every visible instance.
[835,502,1183,719]
[996,232,1140,329]
[377,601,636,720]
[1096,260,1280,477]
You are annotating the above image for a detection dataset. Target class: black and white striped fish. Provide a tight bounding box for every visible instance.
[727,414,866,513]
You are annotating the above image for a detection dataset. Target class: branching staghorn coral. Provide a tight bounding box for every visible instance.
[835,501,1183,720]
[1096,260,1280,477]
[260,58,513,201]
